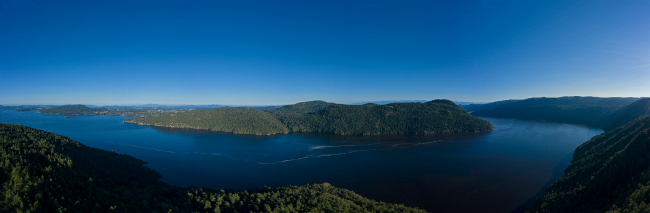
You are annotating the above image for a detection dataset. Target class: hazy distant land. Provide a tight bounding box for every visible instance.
[463,96,647,129]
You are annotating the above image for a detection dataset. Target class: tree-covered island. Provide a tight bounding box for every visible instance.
[125,107,290,135]
[124,100,494,135]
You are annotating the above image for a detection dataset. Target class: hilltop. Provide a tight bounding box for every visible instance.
[272,100,494,135]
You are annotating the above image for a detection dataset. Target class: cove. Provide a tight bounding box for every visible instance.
[0,109,602,213]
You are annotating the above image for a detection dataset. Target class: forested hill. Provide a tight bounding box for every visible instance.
[269,100,335,115]
[603,98,650,132]
[0,123,426,212]
[275,100,494,135]
[527,115,650,213]
[125,107,290,135]
[467,96,641,128]
[126,100,493,135]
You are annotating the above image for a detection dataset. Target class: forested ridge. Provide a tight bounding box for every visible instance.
[125,107,289,135]
[271,100,493,135]
[125,100,494,135]
[527,115,650,213]
[0,123,425,212]
[269,100,335,115]
[465,96,642,128]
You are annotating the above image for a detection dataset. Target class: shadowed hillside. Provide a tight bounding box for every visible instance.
[467,96,641,128]
[528,115,650,213]
[603,98,650,131]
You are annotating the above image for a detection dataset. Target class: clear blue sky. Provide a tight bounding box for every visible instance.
[1,0,649,105]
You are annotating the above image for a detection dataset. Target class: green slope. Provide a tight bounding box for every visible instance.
[126,100,493,135]
[528,115,650,213]
[269,100,335,115]
[0,123,425,213]
[125,107,289,135]
[275,100,494,135]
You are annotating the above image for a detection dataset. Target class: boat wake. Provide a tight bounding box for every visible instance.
[257,149,378,164]
[113,140,443,165]
[308,142,387,150]
[259,140,443,164]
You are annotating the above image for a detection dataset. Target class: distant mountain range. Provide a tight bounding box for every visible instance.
[89,104,225,109]
[349,100,487,105]
[462,96,646,128]
[349,100,427,105]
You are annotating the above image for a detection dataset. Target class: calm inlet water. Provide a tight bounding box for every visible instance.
[1,109,602,213]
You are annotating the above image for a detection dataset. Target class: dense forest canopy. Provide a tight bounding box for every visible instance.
[126,100,494,135]
[527,115,650,213]
[125,107,290,135]
[268,100,335,115]
[0,123,425,212]
[273,100,494,135]
[465,96,642,128]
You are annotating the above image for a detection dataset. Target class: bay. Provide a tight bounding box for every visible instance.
[0,109,602,213]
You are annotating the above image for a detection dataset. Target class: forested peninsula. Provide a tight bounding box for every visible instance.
[463,96,643,128]
[125,100,494,135]
[0,123,425,213]
[125,107,289,135]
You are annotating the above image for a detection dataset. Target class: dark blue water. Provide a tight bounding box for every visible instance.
[0,109,602,213]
